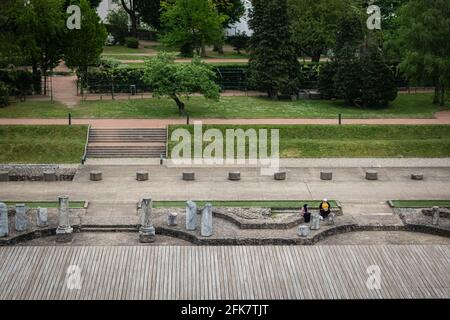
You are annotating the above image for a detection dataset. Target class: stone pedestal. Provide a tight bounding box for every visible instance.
[136,171,149,181]
[0,171,9,182]
[15,204,28,232]
[411,174,424,181]
[298,225,310,237]
[327,212,336,225]
[183,171,195,181]
[228,172,241,181]
[321,171,333,181]
[36,208,48,228]
[167,212,178,226]
[201,204,213,237]
[0,202,8,237]
[90,171,103,181]
[186,201,197,231]
[366,170,378,180]
[43,170,57,182]
[274,171,286,181]
[310,213,322,230]
[139,197,155,243]
[432,206,440,226]
[56,195,73,243]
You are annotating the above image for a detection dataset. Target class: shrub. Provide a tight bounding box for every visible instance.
[98,57,122,69]
[0,70,35,97]
[318,62,338,99]
[125,37,139,49]
[106,8,129,45]
[228,32,249,54]
[0,81,10,107]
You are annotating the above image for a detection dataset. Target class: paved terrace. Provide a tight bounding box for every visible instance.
[0,245,448,300]
[1,161,450,216]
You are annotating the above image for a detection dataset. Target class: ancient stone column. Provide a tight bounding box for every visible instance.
[139,197,155,243]
[183,171,195,181]
[366,170,379,180]
[201,203,213,237]
[56,195,73,242]
[36,207,48,228]
[432,206,440,226]
[321,171,333,181]
[310,213,322,230]
[0,202,8,237]
[167,212,178,226]
[274,171,287,181]
[136,171,149,181]
[15,204,28,232]
[186,201,197,231]
[327,212,336,225]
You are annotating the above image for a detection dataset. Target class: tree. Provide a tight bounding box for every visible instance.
[106,7,129,45]
[397,0,450,106]
[213,0,244,28]
[248,0,300,98]
[14,0,66,94]
[64,0,107,92]
[160,0,227,57]
[113,0,138,37]
[228,31,249,54]
[64,0,102,8]
[135,0,161,30]
[288,0,350,62]
[142,52,220,113]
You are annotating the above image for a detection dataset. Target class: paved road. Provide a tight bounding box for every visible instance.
[1,112,450,127]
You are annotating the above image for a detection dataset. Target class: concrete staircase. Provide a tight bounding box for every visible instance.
[86,128,167,158]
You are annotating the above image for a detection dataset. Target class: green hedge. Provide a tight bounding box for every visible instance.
[0,70,36,96]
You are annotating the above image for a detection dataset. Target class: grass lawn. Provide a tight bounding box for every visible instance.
[0,94,447,119]
[0,94,445,119]
[390,200,450,208]
[153,200,337,209]
[102,46,145,54]
[168,124,450,158]
[4,201,86,208]
[0,125,88,163]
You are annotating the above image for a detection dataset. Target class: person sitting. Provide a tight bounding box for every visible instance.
[319,198,331,219]
[301,204,311,223]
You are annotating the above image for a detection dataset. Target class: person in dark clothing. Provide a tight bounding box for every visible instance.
[301,204,311,223]
[319,198,331,219]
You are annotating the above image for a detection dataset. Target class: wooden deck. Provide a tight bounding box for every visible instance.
[0,245,449,300]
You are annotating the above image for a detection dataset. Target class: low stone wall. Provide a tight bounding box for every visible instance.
[422,208,450,219]
[0,165,78,181]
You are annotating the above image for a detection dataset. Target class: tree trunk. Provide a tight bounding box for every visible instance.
[440,83,446,106]
[172,95,185,114]
[201,45,207,58]
[311,50,322,63]
[32,63,41,95]
[121,0,138,37]
[434,84,440,104]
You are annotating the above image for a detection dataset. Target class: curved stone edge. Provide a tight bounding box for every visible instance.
[3,222,449,246]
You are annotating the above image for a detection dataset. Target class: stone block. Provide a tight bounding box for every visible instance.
[228,171,241,181]
[274,171,286,181]
[0,171,9,182]
[411,174,424,181]
[90,171,103,181]
[320,171,333,181]
[43,170,57,182]
[183,171,195,181]
[366,170,378,180]
[136,171,149,181]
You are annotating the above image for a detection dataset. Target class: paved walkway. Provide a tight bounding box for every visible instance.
[0,245,448,299]
[1,111,450,127]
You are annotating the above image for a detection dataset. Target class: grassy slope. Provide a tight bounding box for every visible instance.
[0,94,446,119]
[0,125,88,163]
[168,124,450,158]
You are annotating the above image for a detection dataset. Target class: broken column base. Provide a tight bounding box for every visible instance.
[139,226,156,243]
[56,226,74,243]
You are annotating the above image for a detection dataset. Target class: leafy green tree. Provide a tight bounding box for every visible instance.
[160,0,227,57]
[14,0,66,94]
[64,0,107,91]
[106,7,129,45]
[142,52,220,113]
[288,0,350,62]
[228,31,249,54]
[213,0,244,28]
[397,0,450,106]
[135,0,162,30]
[64,0,102,8]
[248,0,300,98]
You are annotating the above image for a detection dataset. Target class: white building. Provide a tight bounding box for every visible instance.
[97,0,252,36]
